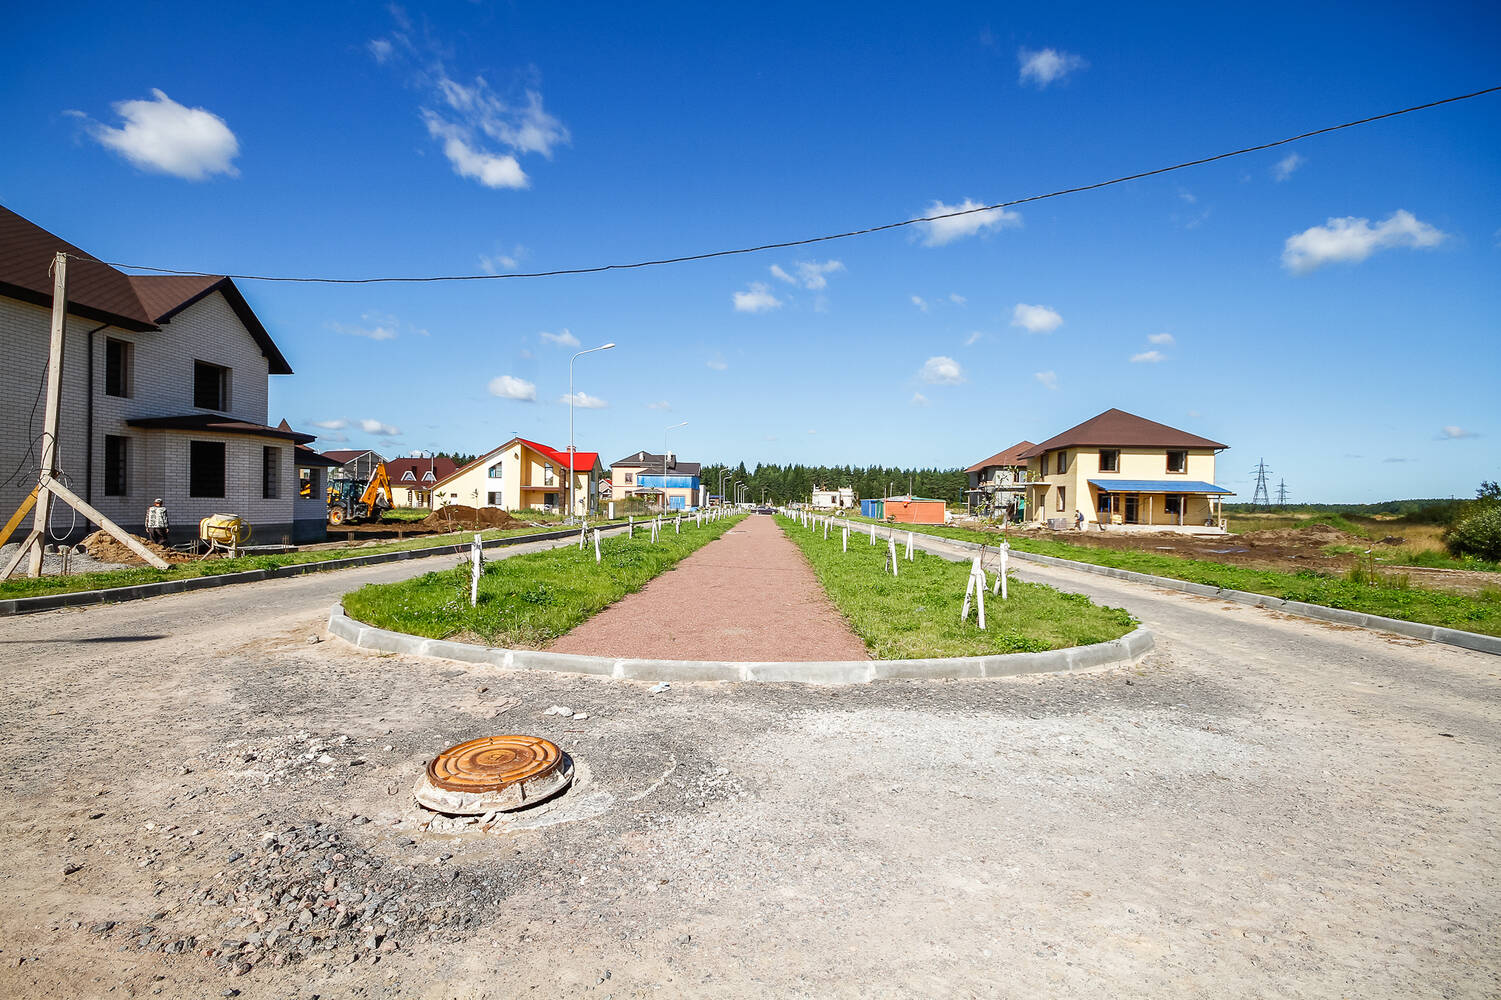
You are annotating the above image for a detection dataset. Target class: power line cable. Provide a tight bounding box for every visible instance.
[98,85,1499,285]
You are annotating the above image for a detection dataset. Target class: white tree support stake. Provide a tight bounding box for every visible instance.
[675,515,681,534]
[886,535,899,577]
[906,531,914,561]
[593,528,602,563]
[870,523,877,545]
[961,556,987,629]
[823,517,829,540]
[842,526,848,552]
[628,516,634,539]
[469,533,483,607]
[991,542,1010,599]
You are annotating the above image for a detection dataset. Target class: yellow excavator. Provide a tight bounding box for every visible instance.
[325,462,394,526]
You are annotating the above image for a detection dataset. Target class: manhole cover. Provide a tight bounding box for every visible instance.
[414,735,574,815]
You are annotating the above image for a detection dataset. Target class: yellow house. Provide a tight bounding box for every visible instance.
[429,437,604,516]
[1019,409,1232,532]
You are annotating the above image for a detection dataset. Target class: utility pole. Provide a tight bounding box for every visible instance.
[1275,479,1290,510]
[1250,459,1272,510]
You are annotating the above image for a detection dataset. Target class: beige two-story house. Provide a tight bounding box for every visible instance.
[431,437,603,516]
[0,204,330,544]
[1019,409,1231,532]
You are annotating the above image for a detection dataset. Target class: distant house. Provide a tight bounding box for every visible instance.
[385,456,459,508]
[964,440,1034,520]
[610,451,703,510]
[811,486,856,510]
[431,437,603,516]
[321,449,385,483]
[1019,408,1232,532]
[0,204,329,544]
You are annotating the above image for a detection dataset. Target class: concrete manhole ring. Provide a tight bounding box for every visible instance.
[414,734,574,815]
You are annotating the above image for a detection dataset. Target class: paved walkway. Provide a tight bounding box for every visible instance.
[549,514,869,661]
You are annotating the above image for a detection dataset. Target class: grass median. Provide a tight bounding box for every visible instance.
[0,520,627,602]
[842,514,1501,638]
[342,514,746,647]
[779,515,1135,658]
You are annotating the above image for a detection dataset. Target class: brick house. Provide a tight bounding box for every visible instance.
[0,204,329,544]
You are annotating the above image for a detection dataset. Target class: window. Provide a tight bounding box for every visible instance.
[300,467,322,500]
[488,463,503,479]
[1165,495,1183,515]
[105,339,132,398]
[1096,491,1112,513]
[262,446,281,499]
[401,470,417,483]
[1167,450,1187,474]
[190,441,226,498]
[1057,486,1066,512]
[1099,449,1119,473]
[487,491,503,506]
[104,435,128,496]
[624,472,633,484]
[193,361,229,411]
[1055,451,1068,475]
[544,463,555,485]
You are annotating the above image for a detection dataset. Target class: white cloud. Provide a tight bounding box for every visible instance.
[1282,210,1447,274]
[769,264,795,284]
[329,314,399,341]
[706,355,729,371]
[310,419,348,430]
[78,89,239,180]
[488,375,537,401]
[1011,303,1063,334]
[911,392,930,407]
[1148,332,1176,345]
[539,329,580,347]
[733,282,782,312]
[1018,48,1087,88]
[917,198,1023,246]
[647,401,672,411]
[359,419,401,436]
[949,293,967,305]
[1130,350,1166,363]
[368,38,394,63]
[1273,152,1304,182]
[422,112,527,189]
[919,356,965,385]
[1034,370,1059,390]
[479,245,526,273]
[807,429,817,435]
[321,432,350,444]
[558,392,607,409]
[790,260,844,290]
[518,348,534,360]
[1439,426,1479,440]
[911,295,930,312]
[964,331,983,346]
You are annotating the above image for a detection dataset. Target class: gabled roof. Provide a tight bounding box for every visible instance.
[1018,410,1227,458]
[321,449,383,464]
[433,437,602,490]
[0,204,292,374]
[611,450,702,476]
[386,456,459,485]
[966,440,1035,473]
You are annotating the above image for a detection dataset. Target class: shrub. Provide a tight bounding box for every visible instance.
[1445,505,1501,562]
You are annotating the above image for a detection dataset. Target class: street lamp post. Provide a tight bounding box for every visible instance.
[662,420,687,512]
[569,342,615,523]
[718,470,729,508]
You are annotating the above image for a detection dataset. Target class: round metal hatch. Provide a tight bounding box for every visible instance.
[413,735,573,815]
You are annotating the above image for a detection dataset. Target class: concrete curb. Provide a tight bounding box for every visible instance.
[0,521,635,617]
[325,603,1155,685]
[880,525,1501,657]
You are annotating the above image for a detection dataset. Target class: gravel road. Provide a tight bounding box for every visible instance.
[0,525,1496,999]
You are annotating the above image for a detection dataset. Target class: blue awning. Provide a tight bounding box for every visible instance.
[1088,479,1233,495]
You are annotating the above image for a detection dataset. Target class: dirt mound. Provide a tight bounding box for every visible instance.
[1245,524,1358,546]
[422,505,523,530]
[81,529,191,565]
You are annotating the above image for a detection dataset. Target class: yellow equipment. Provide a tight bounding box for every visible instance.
[199,513,252,557]
[327,461,394,526]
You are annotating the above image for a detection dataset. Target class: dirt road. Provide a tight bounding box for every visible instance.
[0,526,1496,998]
[551,514,867,661]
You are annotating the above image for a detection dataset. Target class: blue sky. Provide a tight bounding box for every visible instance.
[3,1,1498,501]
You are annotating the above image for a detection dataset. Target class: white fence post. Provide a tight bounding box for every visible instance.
[469,533,483,607]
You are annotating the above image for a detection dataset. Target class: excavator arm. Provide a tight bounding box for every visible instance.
[359,462,394,512]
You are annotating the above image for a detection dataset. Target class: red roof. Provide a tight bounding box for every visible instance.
[966,440,1035,473]
[386,456,459,485]
[1018,409,1227,458]
[435,437,602,488]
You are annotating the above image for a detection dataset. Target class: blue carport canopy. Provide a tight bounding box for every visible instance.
[1088,479,1233,494]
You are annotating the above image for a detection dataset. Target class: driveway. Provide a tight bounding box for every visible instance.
[0,530,1495,998]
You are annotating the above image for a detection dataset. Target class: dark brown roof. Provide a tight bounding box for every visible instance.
[387,457,459,485]
[320,449,382,464]
[0,204,292,374]
[1018,409,1227,458]
[610,451,702,477]
[966,440,1035,473]
[296,445,344,468]
[126,413,316,444]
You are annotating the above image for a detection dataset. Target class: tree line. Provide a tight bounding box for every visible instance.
[698,461,969,506]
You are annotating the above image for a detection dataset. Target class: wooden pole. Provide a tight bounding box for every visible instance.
[27,253,68,577]
[0,487,40,549]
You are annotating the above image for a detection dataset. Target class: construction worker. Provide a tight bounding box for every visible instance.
[145,498,170,546]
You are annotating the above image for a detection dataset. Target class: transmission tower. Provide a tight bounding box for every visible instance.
[1275,478,1290,510]
[1250,459,1272,509]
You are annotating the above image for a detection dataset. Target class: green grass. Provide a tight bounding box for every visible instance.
[342,514,746,647]
[0,520,626,601]
[841,514,1501,637]
[779,516,1135,658]
[378,508,433,523]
